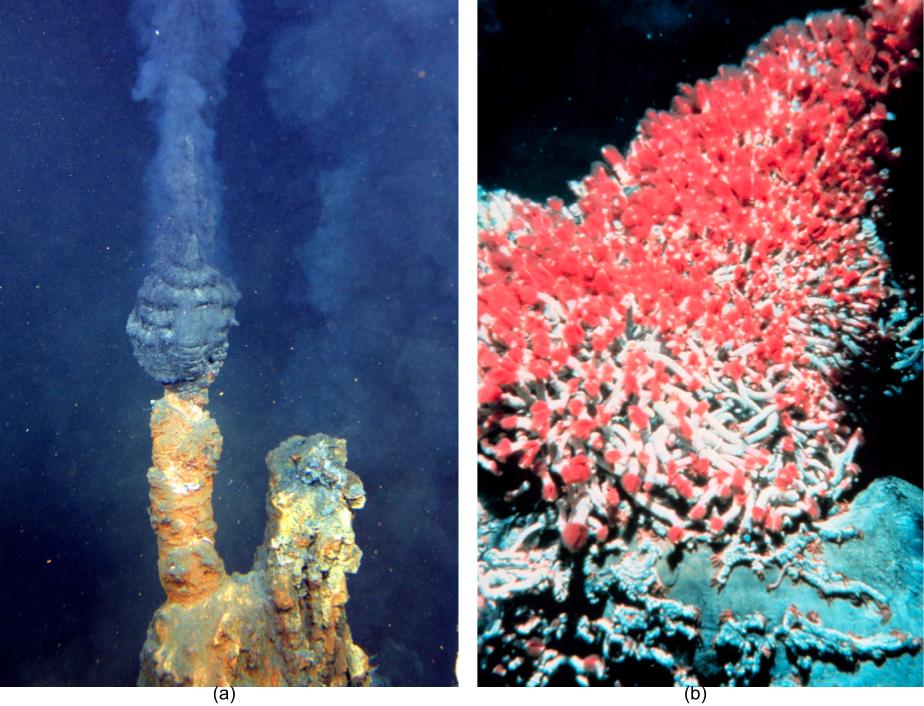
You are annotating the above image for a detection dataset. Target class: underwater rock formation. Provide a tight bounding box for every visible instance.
[126,0,370,687]
[478,0,922,686]
[126,237,240,385]
[139,415,370,686]
[665,476,923,685]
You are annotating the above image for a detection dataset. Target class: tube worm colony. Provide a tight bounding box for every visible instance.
[478,0,922,685]
[126,0,368,686]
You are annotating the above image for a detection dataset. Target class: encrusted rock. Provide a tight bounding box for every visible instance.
[139,392,369,687]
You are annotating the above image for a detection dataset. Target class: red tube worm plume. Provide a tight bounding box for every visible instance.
[525,638,545,658]
[478,0,921,552]
[562,521,589,552]
[582,654,605,679]
[562,454,592,484]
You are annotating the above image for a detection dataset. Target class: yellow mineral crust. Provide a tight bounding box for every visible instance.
[139,385,370,686]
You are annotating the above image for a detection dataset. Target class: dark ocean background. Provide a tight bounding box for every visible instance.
[0,0,457,686]
[478,0,922,494]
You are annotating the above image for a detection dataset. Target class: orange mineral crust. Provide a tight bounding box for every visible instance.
[139,386,369,686]
[147,386,226,604]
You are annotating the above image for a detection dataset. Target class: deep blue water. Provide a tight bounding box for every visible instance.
[0,0,457,686]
